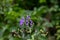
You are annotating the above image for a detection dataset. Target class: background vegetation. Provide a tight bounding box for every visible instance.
[0,0,60,40]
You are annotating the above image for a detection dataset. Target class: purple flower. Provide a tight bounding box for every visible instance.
[19,15,34,27]
[20,17,25,26]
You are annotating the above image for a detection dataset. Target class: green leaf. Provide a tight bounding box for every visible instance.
[39,0,46,3]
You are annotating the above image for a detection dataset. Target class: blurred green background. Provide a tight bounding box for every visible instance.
[0,0,60,40]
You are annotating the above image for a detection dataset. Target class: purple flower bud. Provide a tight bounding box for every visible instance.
[26,20,29,26]
[26,15,30,20]
[20,17,25,26]
[30,20,33,26]
[25,15,30,26]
